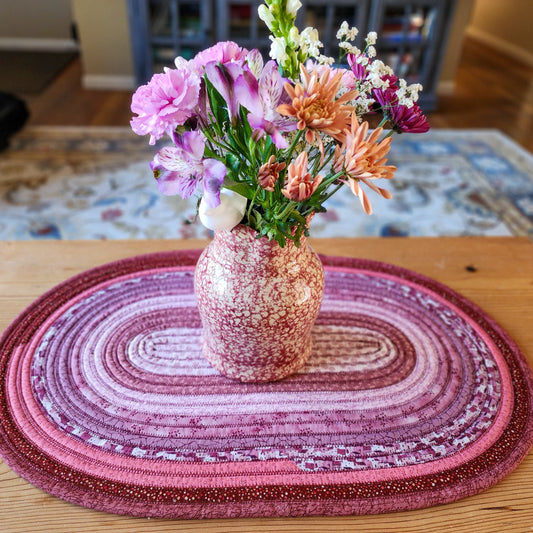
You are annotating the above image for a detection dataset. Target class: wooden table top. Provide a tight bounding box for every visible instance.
[1,236,532,532]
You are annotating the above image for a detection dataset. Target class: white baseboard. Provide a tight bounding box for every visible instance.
[466,26,533,68]
[0,38,78,52]
[82,74,136,91]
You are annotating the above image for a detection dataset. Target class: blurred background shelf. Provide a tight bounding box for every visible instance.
[368,0,456,110]
[128,0,213,80]
[127,0,457,111]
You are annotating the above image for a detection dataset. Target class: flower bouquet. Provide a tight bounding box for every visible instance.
[130,0,430,248]
[130,0,430,382]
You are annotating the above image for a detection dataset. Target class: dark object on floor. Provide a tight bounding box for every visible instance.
[0,91,29,151]
[0,50,78,94]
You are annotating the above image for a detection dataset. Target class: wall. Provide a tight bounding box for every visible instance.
[437,0,475,94]
[467,0,533,66]
[0,0,75,50]
[71,0,134,90]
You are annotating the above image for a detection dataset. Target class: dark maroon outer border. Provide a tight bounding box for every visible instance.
[0,251,532,519]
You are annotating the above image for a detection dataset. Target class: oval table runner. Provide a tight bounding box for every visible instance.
[1,251,532,519]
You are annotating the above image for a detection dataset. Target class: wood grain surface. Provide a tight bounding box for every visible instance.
[1,236,532,532]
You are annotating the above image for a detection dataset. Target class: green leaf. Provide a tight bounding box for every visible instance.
[239,107,253,138]
[225,153,241,174]
[223,179,254,200]
[291,210,307,224]
[204,75,228,129]
[262,136,274,162]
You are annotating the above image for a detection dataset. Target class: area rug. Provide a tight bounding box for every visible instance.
[0,251,532,518]
[1,126,532,240]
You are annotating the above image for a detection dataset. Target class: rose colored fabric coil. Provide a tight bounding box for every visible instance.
[0,250,532,519]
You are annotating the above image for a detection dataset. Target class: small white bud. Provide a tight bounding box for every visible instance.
[366,31,378,45]
[258,5,274,29]
[336,21,349,40]
[286,0,302,16]
[269,36,289,63]
[347,26,359,41]
[289,26,300,46]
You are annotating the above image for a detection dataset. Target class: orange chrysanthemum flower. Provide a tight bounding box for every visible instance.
[277,64,358,159]
[334,119,396,215]
[257,155,286,191]
[282,152,323,202]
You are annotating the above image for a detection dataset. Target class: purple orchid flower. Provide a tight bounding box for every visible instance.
[204,61,262,123]
[246,60,297,148]
[203,53,294,147]
[150,131,227,207]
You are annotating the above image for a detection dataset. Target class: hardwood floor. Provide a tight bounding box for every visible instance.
[21,36,533,152]
[428,37,533,152]
[23,59,134,128]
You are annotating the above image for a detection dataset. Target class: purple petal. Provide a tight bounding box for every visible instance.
[155,146,186,172]
[259,61,283,109]
[248,114,288,149]
[154,166,199,197]
[179,130,206,160]
[193,41,249,73]
[234,70,263,117]
[205,62,240,119]
[201,159,227,208]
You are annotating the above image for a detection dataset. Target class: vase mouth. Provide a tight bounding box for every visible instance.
[215,223,309,249]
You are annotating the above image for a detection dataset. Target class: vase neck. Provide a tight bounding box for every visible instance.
[211,224,308,261]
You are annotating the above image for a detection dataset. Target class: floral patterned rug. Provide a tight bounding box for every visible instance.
[1,126,532,240]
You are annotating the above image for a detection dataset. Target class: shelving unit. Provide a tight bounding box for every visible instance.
[368,0,456,110]
[127,0,456,109]
[296,0,369,60]
[215,0,271,58]
[128,0,213,84]
[215,0,369,65]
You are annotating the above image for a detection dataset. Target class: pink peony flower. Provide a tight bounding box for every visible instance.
[192,41,249,74]
[130,65,200,145]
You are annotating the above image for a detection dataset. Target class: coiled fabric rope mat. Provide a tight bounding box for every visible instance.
[0,250,532,519]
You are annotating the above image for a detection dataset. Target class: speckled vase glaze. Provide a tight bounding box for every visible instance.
[194,224,324,382]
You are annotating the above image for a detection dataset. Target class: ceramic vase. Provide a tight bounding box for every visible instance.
[194,224,324,382]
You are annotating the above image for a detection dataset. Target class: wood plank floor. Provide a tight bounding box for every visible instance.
[21,36,533,152]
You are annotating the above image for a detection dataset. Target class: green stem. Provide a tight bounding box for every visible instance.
[278,200,297,221]
[203,127,239,158]
[301,181,345,218]
[284,129,304,162]
[377,116,389,129]
[317,146,336,173]
[247,185,261,222]
[320,170,345,189]
[321,181,344,203]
